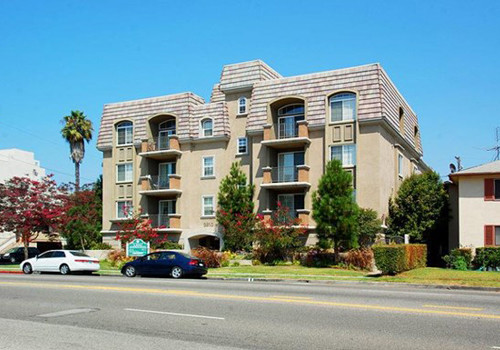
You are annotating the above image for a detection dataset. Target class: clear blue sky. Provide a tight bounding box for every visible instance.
[1,0,499,185]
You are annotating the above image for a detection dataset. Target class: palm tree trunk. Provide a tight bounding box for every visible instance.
[75,162,80,191]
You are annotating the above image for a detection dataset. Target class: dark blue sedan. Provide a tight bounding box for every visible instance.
[121,251,207,279]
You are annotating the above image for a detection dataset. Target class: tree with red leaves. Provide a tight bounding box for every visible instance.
[115,210,166,249]
[253,203,306,263]
[0,176,68,260]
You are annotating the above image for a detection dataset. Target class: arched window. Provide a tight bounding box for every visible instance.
[277,104,304,139]
[200,118,213,137]
[116,121,133,146]
[330,92,356,122]
[238,97,247,114]
[159,119,176,135]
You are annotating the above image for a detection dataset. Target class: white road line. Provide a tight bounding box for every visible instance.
[37,308,98,318]
[491,346,500,349]
[124,308,225,320]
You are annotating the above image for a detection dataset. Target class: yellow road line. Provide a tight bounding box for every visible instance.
[1,281,499,320]
[271,295,312,300]
[423,304,484,311]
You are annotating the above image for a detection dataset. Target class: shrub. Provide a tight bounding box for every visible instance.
[301,249,335,267]
[90,242,113,250]
[344,249,374,270]
[443,248,472,270]
[156,241,183,250]
[231,261,240,267]
[191,247,221,268]
[252,259,262,266]
[372,244,427,274]
[473,247,500,269]
[107,250,134,269]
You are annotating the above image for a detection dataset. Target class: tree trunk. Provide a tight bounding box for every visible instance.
[24,237,29,261]
[75,162,80,191]
[80,233,85,252]
[334,240,340,264]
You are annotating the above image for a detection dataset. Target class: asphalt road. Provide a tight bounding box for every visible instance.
[0,274,499,350]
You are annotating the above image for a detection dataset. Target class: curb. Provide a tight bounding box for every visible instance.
[204,276,500,292]
[0,270,23,275]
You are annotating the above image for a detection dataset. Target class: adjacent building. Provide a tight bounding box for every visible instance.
[448,160,500,249]
[0,148,46,183]
[97,60,428,250]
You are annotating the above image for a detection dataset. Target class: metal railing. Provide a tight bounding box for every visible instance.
[270,166,299,183]
[275,123,299,139]
[145,136,171,152]
[146,175,171,190]
[147,214,171,228]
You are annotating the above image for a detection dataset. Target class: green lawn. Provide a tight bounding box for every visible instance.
[377,268,500,288]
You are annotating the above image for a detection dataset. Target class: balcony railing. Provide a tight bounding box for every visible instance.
[147,176,171,190]
[145,137,170,152]
[275,123,299,139]
[270,166,299,183]
[147,214,171,228]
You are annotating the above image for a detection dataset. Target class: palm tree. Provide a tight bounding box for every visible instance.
[61,110,93,191]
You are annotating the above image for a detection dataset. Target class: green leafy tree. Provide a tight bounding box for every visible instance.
[312,160,359,262]
[61,110,93,191]
[216,162,255,251]
[357,208,382,247]
[388,171,448,243]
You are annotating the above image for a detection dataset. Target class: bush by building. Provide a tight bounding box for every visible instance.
[344,248,374,270]
[442,248,472,270]
[473,247,500,270]
[373,244,427,274]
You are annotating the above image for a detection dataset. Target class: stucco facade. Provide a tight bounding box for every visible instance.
[97,60,428,250]
[449,160,500,249]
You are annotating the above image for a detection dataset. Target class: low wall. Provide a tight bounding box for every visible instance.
[83,250,113,260]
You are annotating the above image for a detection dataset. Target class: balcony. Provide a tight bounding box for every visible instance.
[261,165,311,190]
[261,121,310,149]
[262,208,311,227]
[143,214,182,233]
[139,175,182,197]
[139,136,182,160]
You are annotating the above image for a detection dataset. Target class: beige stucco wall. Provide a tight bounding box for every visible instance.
[458,176,500,248]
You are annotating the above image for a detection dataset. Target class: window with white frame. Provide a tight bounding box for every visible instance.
[116,121,133,146]
[116,163,133,182]
[398,154,404,177]
[202,156,214,177]
[201,118,213,137]
[237,137,248,155]
[238,97,247,114]
[330,144,356,167]
[330,93,356,122]
[116,201,133,218]
[202,196,215,217]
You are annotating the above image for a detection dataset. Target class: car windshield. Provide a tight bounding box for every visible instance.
[7,248,18,253]
[70,251,90,257]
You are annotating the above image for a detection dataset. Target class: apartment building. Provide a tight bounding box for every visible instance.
[97,60,428,250]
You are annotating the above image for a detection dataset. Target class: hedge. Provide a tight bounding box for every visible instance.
[372,244,427,274]
[473,247,500,269]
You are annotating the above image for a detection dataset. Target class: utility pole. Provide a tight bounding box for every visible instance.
[487,127,500,161]
[454,156,463,171]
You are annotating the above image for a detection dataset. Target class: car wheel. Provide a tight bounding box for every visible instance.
[60,264,70,275]
[124,266,136,277]
[23,263,33,274]
[10,257,16,263]
[171,266,183,279]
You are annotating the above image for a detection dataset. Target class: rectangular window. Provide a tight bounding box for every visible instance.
[330,145,356,167]
[398,154,404,177]
[202,156,214,177]
[202,196,215,217]
[116,201,133,218]
[495,179,500,200]
[117,163,133,182]
[238,98,247,114]
[237,137,248,155]
[496,226,500,245]
[117,126,133,145]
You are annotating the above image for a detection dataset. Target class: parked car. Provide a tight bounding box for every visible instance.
[2,247,39,263]
[20,250,100,275]
[121,251,207,279]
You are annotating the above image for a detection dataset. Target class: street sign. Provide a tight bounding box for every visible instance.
[126,239,149,257]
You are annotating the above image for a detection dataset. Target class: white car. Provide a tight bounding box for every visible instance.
[20,250,100,275]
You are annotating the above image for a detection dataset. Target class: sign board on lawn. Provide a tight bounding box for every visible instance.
[126,239,149,257]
